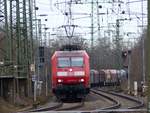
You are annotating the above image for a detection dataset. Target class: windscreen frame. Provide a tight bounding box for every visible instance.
[57,56,84,68]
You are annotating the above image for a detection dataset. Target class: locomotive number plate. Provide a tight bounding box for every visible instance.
[68,72,74,76]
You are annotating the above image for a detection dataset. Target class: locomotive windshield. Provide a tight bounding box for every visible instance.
[58,57,70,67]
[71,57,83,67]
[58,57,83,68]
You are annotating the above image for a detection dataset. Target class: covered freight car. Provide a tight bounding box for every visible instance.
[90,69,105,87]
[100,69,120,86]
[90,69,99,87]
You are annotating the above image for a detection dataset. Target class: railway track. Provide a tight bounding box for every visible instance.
[95,88,144,109]
[29,102,63,112]
[20,89,145,113]
[90,88,146,113]
[29,100,84,112]
[90,89,121,110]
[56,101,84,111]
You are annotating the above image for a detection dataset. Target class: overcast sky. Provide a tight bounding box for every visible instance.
[36,0,147,44]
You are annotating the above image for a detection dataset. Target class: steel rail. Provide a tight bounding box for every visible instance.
[97,89,144,109]
[91,89,121,110]
[29,102,63,112]
[56,101,84,111]
[28,99,84,112]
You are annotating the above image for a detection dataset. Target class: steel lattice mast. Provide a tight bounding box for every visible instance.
[0,0,10,63]
[0,0,35,101]
[9,0,35,97]
[91,0,99,69]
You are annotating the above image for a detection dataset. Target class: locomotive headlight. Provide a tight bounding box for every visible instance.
[57,72,67,76]
[80,78,84,82]
[58,79,62,83]
[74,71,85,76]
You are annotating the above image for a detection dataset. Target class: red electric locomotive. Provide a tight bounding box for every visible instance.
[51,50,90,99]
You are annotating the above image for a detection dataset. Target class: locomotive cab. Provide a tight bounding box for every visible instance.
[51,50,90,99]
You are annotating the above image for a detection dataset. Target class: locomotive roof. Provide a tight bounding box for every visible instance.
[52,50,89,58]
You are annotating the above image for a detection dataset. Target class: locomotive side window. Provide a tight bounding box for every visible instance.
[58,57,70,67]
[71,57,83,67]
